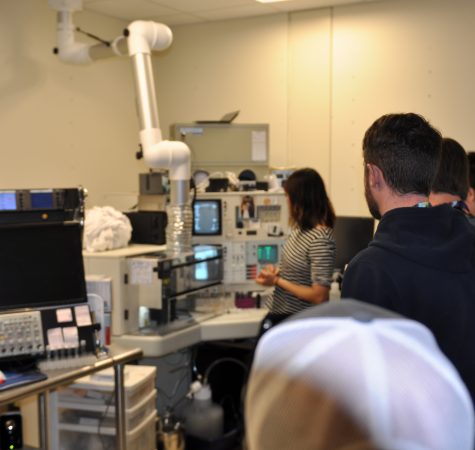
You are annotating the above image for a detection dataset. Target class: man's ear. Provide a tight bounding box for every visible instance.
[366,163,384,190]
[465,187,475,216]
[467,187,475,202]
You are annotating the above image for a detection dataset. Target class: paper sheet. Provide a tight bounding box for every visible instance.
[74,304,92,327]
[56,308,73,323]
[251,130,267,162]
[47,327,64,349]
[128,258,156,284]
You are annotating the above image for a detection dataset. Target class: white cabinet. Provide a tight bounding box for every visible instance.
[83,244,164,336]
[50,365,157,450]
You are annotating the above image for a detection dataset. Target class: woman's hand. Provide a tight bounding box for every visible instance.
[256,265,280,287]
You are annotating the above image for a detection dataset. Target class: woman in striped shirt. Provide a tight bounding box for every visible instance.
[256,168,336,323]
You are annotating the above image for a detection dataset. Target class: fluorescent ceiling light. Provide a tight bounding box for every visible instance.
[256,0,292,3]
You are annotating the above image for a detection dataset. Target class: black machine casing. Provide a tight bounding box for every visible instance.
[0,411,22,450]
[0,187,85,225]
[125,211,167,245]
[0,187,97,365]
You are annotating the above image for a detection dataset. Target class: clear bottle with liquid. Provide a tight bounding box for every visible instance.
[182,382,224,441]
[330,270,342,301]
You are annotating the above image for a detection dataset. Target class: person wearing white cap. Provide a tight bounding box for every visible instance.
[245,300,475,450]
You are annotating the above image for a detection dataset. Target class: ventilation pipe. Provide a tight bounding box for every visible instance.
[50,1,192,254]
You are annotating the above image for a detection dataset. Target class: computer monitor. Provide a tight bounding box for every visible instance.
[0,222,88,310]
[257,244,279,265]
[192,199,222,236]
[333,216,375,272]
[193,245,221,282]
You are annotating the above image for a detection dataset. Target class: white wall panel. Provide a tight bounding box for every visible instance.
[0,0,145,207]
[331,0,475,214]
[287,9,332,183]
[4,0,475,216]
[155,15,289,168]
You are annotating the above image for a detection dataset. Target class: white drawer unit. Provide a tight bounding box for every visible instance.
[49,365,157,450]
[56,409,157,450]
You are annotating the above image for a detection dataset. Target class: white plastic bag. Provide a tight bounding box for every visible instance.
[83,206,132,252]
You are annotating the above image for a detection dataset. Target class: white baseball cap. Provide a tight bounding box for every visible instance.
[246,300,474,450]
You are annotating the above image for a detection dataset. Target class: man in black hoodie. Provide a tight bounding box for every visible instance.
[341,113,475,405]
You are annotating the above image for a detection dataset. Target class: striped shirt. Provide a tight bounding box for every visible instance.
[266,226,336,315]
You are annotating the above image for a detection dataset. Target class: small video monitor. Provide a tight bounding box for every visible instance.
[193,245,221,281]
[192,199,222,236]
[30,190,54,209]
[257,244,279,265]
[333,216,375,272]
[0,191,17,211]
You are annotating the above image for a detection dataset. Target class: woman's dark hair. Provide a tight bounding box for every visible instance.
[284,168,335,229]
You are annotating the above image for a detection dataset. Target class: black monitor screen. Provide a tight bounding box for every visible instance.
[0,223,87,310]
[333,216,375,272]
[31,190,54,209]
[193,199,222,236]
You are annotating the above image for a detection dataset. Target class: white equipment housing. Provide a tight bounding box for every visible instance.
[191,191,289,292]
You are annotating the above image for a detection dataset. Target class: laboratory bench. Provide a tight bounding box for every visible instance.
[0,345,143,450]
[113,307,268,357]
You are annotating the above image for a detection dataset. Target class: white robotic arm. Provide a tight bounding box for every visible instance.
[49,0,128,63]
[49,1,191,184]
[127,21,191,185]
[50,1,193,252]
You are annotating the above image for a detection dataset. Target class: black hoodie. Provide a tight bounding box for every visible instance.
[341,203,475,405]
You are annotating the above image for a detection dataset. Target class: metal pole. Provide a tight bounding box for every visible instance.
[38,391,50,449]
[114,363,127,450]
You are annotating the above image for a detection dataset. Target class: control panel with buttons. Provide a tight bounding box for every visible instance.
[0,311,45,358]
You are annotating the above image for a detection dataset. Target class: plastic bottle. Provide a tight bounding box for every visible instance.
[329,271,342,301]
[182,382,224,441]
[330,280,341,301]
